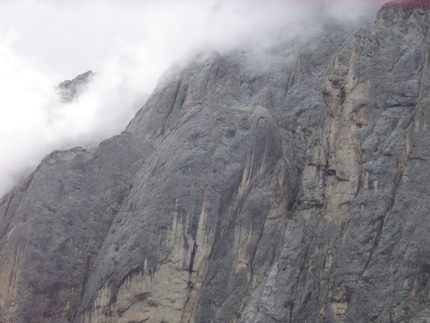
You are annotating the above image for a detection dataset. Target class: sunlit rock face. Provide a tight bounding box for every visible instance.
[1,2,430,323]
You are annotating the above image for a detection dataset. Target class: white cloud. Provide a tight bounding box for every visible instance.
[0,0,384,197]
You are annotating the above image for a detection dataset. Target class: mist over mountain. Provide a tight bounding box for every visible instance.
[3,1,430,322]
[0,0,383,197]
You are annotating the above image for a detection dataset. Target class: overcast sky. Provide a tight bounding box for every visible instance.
[0,0,385,197]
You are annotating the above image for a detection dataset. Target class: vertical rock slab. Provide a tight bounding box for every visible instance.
[241,3,430,323]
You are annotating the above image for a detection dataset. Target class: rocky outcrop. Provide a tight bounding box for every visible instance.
[58,70,94,102]
[1,1,430,323]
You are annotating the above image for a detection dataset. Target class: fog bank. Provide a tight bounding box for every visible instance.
[0,0,385,197]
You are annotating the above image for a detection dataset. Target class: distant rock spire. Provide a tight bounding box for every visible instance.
[57,70,94,102]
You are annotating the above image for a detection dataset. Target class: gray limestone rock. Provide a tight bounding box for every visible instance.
[2,2,430,323]
[241,3,430,323]
[0,133,153,322]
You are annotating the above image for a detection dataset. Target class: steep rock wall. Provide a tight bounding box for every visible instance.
[72,22,352,323]
[2,2,430,323]
[241,3,430,323]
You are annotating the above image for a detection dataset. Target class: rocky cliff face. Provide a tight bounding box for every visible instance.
[1,2,430,323]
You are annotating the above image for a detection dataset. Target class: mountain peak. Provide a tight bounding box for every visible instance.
[57,70,94,102]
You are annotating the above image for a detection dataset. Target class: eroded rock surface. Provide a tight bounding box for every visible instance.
[1,2,430,323]
[0,134,153,322]
[241,3,430,323]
